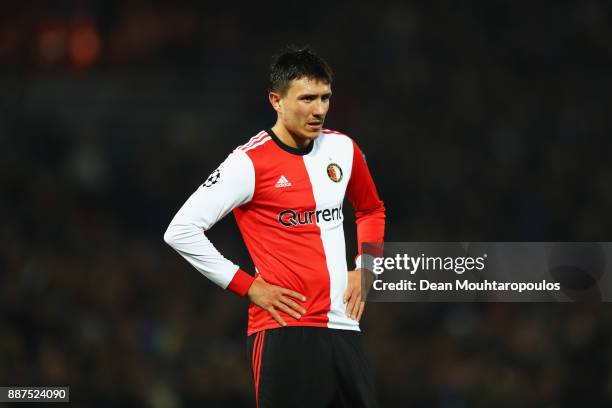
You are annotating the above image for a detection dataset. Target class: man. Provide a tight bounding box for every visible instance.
[164,46,385,407]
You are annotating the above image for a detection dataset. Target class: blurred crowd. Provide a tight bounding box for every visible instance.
[1,1,612,406]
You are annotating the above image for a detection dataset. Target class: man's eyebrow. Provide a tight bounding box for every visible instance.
[298,91,333,98]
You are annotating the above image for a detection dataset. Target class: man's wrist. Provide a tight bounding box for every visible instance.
[227,268,256,296]
[355,254,376,274]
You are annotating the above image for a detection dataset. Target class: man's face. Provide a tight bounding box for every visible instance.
[273,77,332,141]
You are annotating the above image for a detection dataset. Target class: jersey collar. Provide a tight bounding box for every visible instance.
[267,128,315,156]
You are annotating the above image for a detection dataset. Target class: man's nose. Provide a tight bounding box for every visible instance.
[313,100,326,116]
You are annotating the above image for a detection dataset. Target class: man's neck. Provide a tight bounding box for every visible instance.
[271,124,312,150]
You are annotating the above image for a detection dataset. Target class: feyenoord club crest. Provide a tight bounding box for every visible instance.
[203,168,221,187]
[326,163,343,183]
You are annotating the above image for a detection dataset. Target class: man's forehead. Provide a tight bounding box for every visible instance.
[288,76,331,94]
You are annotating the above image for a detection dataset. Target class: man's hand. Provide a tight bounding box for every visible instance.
[344,268,366,321]
[247,276,307,327]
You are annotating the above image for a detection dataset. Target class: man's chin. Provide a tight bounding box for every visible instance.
[303,127,322,139]
[287,127,321,143]
[304,132,320,139]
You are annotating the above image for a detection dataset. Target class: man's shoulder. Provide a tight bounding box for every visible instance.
[234,130,273,155]
[320,128,357,147]
[318,128,357,153]
[321,128,352,140]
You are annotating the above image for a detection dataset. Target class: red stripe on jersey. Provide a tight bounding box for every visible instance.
[242,136,271,153]
[235,140,331,335]
[321,128,346,136]
[240,131,267,151]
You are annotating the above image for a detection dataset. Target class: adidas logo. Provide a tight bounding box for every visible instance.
[275,175,292,188]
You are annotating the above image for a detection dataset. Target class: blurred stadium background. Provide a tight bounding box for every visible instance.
[1,1,612,406]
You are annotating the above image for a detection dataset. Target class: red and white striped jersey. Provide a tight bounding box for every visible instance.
[164,129,385,335]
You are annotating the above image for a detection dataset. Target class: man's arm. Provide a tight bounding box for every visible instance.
[343,140,386,321]
[164,149,305,324]
[164,149,256,294]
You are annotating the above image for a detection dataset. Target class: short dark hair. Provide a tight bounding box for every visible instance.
[269,45,333,95]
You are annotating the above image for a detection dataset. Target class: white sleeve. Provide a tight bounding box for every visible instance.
[163,149,255,292]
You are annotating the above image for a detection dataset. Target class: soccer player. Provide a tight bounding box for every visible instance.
[164,46,385,407]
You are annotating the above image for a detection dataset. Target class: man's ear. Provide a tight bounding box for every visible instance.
[268,92,282,113]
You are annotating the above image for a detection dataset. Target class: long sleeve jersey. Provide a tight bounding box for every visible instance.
[164,128,385,335]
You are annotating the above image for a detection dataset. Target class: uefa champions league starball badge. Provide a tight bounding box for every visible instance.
[203,168,221,187]
[326,163,343,183]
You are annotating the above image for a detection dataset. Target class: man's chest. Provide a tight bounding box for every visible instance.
[251,151,351,214]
